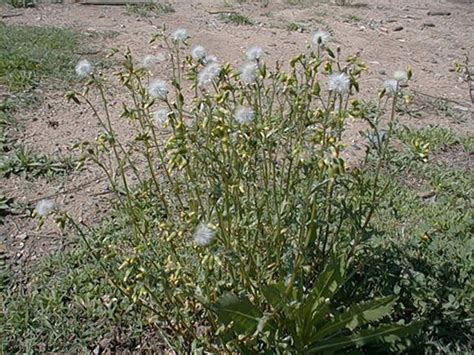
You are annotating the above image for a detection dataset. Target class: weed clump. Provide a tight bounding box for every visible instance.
[55,26,426,352]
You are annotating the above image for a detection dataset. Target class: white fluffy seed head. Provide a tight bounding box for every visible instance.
[172,28,188,42]
[384,79,399,94]
[192,45,207,61]
[204,55,218,64]
[246,46,264,61]
[329,73,350,94]
[312,30,331,46]
[149,79,168,100]
[193,223,215,246]
[75,59,93,78]
[36,199,55,217]
[142,54,164,69]
[394,70,408,82]
[198,62,221,87]
[234,106,255,124]
[154,108,169,125]
[240,62,258,84]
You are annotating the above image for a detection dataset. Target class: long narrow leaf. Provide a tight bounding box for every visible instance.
[306,323,420,353]
[262,282,287,312]
[310,296,398,342]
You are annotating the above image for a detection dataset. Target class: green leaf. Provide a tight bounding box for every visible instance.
[298,254,347,343]
[306,323,420,353]
[310,296,398,342]
[213,292,262,334]
[305,253,346,314]
[326,48,335,59]
[262,282,287,312]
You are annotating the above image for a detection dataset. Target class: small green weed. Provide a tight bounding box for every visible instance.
[286,21,306,32]
[219,12,254,25]
[335,0,352,5]
[347,14,362,23]
[4,0,35,8]
[125,2,174,18]
[0,194,15,221]
[395,126,460,162]
[454,52,474,104]
[0,145,76,179]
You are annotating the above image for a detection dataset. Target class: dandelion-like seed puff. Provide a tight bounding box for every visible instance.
[198,63,221,87]
[240,62,258,84]
[246,46,264,62]
[204,55,218,65]
[75,59,93,78]
[193,223,215,246]
[36,199,55,217]
[384,79,399,95]
[394,70,408,82]
[329,73,350,94]
[234,106,255,124]
[154,108,169,126]
[192,45,207,61]
[312,30,330,46]
[172,28,188,42]
[142,54,164,69]
[149,80,169,100]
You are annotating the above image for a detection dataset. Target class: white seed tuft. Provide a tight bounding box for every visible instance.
[142,54,164,69]
[191,45,207,61]
[36,199,55,217]
[193,223,215,246]
[204,55,218,64]
[171,28,188,42]
[240,62,258,84]
[234,106,255,124]
[154,108,169,125]
[198,62,221,87]
[328,73,350,94]
[149,79,169,100]
[75,59,93,78]
[384,79,399,95]
[394,70,408,82]
[312,30,331,46]
[246,46,264,61]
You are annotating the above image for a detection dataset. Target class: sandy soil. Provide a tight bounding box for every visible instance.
[0,0,473,272]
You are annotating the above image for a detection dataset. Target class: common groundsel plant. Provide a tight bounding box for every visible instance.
[58,27,417,352]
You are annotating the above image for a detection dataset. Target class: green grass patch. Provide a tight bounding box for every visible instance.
[0,25,80,92]
[125,2,175,17]
[0,232,150,353]
[342,127,474,353]
[0,145,76,179]
[0,25,82,180]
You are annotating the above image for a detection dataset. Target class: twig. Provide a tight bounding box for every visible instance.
[206,9,237,14]
[1,13,23,18]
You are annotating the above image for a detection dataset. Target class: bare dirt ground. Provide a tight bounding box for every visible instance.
[1,0,473,273]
